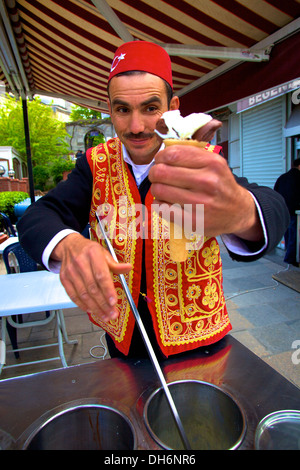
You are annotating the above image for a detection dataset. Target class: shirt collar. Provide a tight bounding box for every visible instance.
[122,143,164,186]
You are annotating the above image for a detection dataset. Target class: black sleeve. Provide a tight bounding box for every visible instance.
[226,175,290,262]
[17,155,93,266]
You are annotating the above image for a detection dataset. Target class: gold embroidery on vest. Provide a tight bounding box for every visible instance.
[88,139,231,354]
[89,140,137,344]
[151,210,229,347]
[205,143,216,152]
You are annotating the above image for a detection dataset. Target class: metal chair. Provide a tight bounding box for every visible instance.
[0,212,17,237]
[1,242,49,359]
[2,242,36,274]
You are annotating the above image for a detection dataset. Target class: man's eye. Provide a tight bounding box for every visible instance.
[116,107,129,113]
[146,106,158,113]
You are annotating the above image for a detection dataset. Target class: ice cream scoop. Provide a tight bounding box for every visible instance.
[155,110,222,262]
[155,110,222,142]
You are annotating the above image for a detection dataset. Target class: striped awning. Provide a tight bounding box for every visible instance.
[0,0,300,113]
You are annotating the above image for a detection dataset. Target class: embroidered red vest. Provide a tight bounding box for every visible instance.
[87,138,231,357]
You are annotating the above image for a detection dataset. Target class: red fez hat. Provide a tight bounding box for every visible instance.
[108,41,173,89]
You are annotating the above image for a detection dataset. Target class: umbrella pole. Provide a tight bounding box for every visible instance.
[22,98,35,204]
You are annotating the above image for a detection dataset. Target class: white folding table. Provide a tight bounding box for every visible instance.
[0,270,78,374]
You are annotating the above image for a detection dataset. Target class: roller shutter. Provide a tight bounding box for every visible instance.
[241,97,286,188]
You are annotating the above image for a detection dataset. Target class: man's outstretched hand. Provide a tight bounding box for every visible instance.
[52,233,132,323]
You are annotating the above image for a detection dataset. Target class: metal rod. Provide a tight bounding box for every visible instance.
[22,98,35,204]
[96,214,191,450]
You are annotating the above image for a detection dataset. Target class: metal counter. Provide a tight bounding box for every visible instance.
[0,335,299,450]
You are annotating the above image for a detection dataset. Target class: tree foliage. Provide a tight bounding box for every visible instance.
[0,191,28,224]
[70,104,103,121]
[0,94,70,166]
[0,94,74,190]
[50,158,75,185]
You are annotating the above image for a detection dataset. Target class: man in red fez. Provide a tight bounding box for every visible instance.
[107,41,178,169]
[18,41,289,359]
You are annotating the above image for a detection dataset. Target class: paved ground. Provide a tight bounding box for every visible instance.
[1,240,299,388]
[221,242,300,388]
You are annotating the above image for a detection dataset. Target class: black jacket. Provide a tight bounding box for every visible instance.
[18,152,289,266]
[274,168,300,217]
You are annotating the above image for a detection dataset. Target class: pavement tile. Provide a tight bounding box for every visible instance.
[61,312,93,336]
[231,304,289,327]
[230,330,269,357]
[263,351,300,388]
[251,322,299,355]
[268,299,300,321]
[226,308,254,331]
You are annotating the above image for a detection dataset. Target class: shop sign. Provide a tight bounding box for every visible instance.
[237,78,300,112]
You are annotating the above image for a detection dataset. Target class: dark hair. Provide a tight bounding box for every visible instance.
[107,70,174,107]
[292,157,300,167]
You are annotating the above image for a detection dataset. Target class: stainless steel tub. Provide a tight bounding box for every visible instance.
[144,380,246,450]
[20,400,136,450]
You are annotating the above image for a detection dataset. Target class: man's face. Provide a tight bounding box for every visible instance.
[107,73,179,165]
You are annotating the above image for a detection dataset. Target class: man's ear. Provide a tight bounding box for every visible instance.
[169,95,180,110]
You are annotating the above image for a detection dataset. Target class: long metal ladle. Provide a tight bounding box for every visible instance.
[96,214,192,450]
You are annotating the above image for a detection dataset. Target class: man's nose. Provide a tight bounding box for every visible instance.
[129,111,145,134]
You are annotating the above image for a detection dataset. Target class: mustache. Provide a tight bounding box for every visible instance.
[124,132,156,139]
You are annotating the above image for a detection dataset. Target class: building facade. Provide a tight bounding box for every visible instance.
[211,79,300,189]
